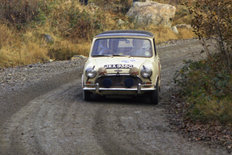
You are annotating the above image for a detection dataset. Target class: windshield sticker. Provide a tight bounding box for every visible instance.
[130,59,136,62]
[121,60,136,63]
[104,64,133,69]
[121,60,130,63]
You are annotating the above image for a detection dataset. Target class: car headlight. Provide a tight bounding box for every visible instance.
[85,67,97,78]
[141,66,152,78]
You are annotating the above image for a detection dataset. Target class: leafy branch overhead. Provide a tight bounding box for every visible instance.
[184,0,232,67]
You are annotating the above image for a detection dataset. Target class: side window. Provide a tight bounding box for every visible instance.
[153,39,157,56]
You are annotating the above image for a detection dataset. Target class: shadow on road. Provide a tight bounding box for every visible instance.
[85,94,161,107]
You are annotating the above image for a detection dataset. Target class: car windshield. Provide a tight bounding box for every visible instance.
[91,38,153,57]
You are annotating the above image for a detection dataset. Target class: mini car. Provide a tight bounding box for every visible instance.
[82,30,161,104]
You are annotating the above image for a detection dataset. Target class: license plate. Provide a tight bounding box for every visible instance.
[104,64,133,69]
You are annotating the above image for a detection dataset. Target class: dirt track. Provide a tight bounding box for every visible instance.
[0,39,229,155]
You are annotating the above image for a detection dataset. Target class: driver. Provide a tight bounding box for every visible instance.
[131,39,144,56]
[98,39,109,55]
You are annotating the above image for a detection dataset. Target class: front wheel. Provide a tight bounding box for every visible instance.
[150,84,159,104]
[83,90,92,101]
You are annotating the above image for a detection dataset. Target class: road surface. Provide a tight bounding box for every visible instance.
[0,39,228,155]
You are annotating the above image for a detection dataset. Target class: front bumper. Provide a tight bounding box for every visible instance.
[83,83,155,94]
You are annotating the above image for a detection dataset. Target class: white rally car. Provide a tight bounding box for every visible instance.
[82,30,161,104]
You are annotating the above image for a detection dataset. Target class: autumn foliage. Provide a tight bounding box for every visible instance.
[186,0,232,67]
[0,0,195,68]
[175,0,232,124]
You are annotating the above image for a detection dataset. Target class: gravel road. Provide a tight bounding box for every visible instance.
[0,39,229,155]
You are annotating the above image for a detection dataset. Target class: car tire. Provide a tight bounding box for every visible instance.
[83,90,92,101]
[150,83,159,105]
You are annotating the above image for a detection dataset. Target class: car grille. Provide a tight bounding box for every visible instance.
[95,75,142,88]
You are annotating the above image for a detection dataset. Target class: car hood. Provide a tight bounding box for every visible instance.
[86,57,153,74]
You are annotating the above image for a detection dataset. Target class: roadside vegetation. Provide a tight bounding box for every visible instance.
[175,0,232,124]
[173,0,232,151]
[0,0,194,68]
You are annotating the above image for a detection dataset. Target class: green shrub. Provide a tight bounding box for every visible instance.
[65,8,105,40]
[174,56,232,123]
[47,2,106,41]
[0,0,40,25]
[90,0,132,14]
[187,96,232,123]
[33,9,47,24]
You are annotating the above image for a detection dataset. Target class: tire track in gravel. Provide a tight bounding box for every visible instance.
[0,39,229,155]
[0,69,83,125]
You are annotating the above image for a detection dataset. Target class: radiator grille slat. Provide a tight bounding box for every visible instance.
[95,76,142,88]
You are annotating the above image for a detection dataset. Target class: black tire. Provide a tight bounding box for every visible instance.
[150,84,159,105]
[83,90,92,101]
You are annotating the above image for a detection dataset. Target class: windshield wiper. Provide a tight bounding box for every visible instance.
[92,54,112,57]
[112,54,131,57]
[92,54,131,57]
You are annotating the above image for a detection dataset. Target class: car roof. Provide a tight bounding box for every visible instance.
[96,30,154,38]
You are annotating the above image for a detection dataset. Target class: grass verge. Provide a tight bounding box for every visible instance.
[174,56,232,123]
[172,54,232,152]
